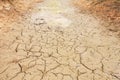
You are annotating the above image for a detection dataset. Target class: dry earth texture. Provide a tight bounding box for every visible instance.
[73,0,120,32]
[0,0,120,80]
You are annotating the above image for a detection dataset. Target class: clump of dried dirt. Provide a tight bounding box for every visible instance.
[73,0,120,32]
[0,0,15,16]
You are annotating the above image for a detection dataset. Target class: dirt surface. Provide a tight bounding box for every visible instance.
[73,0,120,32]
[0,0,120,80]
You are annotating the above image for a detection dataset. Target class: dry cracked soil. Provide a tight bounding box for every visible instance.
[0,0,120,80]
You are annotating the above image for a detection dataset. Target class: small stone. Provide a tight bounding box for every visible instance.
[4,3,11,10]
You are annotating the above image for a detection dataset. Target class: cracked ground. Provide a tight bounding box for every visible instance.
[0,0,120,80]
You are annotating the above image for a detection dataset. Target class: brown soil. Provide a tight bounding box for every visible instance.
[0,0,120,80]
[0,0,43,33]
[0,0,43,21]
[73,0,120,32]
